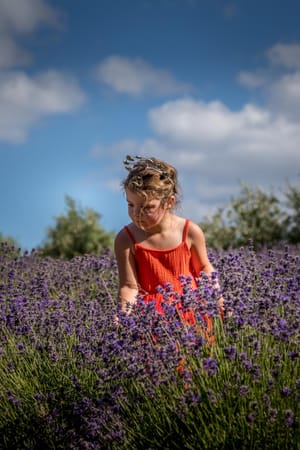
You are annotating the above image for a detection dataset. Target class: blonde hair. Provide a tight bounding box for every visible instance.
[122,155,179,204]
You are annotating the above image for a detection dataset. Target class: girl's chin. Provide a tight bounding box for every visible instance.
[135,221,152,230]
[137,223,148,230]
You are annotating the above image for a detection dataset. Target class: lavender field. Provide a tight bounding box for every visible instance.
[0,242,299,449]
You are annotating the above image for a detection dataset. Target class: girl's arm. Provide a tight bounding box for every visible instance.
[188,221,224,315]
[114,228,139,314]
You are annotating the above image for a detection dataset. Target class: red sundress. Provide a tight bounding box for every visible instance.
[124,219,212,330]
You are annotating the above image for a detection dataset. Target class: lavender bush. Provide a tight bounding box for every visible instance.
[0,242,299,449]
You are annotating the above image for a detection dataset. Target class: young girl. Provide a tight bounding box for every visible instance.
[114,155,224,327]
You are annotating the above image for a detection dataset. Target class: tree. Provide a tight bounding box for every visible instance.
[199,183,286,249]
[198,207,236,250]
[228,184,285,247]
[0,234,22,260]
[0,232,20,247]
[39,196,115,259]
[284,182,300,244]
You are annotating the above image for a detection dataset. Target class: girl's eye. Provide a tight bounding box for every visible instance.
[143,205,155,212]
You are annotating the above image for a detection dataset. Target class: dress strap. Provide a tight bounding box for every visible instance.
[124,226,136,244]
[182,219,190,243]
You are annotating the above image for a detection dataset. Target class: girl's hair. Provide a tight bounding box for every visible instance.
[122,155,179,203]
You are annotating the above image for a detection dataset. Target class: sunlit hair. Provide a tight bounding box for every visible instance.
[122,155,179,205]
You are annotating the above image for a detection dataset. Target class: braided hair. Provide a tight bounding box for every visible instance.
[122,155,179,205]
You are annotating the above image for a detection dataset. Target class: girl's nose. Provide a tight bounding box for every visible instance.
[133,206,141,216]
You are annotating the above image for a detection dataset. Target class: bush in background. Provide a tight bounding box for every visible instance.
[39,195,115,259]
[199,182,300,249]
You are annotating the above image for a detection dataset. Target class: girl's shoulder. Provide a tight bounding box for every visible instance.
[114,224,134,250]
[186,220,206,243]
[187,219,204,232]
[171,216,204,246]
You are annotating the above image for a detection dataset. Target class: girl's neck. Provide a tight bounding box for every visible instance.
[136,211,175,237]
[129,214,186,250]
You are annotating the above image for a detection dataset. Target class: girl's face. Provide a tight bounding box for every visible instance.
[125,189,173,230]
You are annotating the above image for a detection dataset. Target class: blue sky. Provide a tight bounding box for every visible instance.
[1,0,300,251]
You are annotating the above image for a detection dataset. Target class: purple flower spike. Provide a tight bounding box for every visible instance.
[239,385,249,397]
[203,357,219,376]
[281,386,293,398]
[285,409,295,427]
[224,344,237,360]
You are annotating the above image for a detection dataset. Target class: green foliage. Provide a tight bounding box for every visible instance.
[228,184,284,247]
[0,232,20,248]
[284,183,300,244]
[199,207,237,250]
[0,233,21,257]
[0,246,299,448]
[200,182,300,249]
[39,195,114,259]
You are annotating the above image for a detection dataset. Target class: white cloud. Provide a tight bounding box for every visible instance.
[141,94,300,218]
[0,0,60,68]
[148,98,271,145]
[149,96,299,161]
[0,1,84,143]
[0,70,86,142]
[266,71,300,120]
[0,35,31,68]
[0,0,59,32]
[93,42,300,223]
[94,55,191,96]
[237,70,267,88]
[238,42,300,119]
[267,43,300,69]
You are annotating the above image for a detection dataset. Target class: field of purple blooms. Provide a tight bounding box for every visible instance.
[0,242,299,449]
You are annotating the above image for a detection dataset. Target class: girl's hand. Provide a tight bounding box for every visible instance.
[113,314,120,326]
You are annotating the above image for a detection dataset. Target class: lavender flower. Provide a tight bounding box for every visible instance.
[224,344,237,360]
[203,357,219,376]
[281,386,293,398]
[246,413,256,424]
[284,409,295,427]
[0,243,299,449]
[239,385,249,397]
